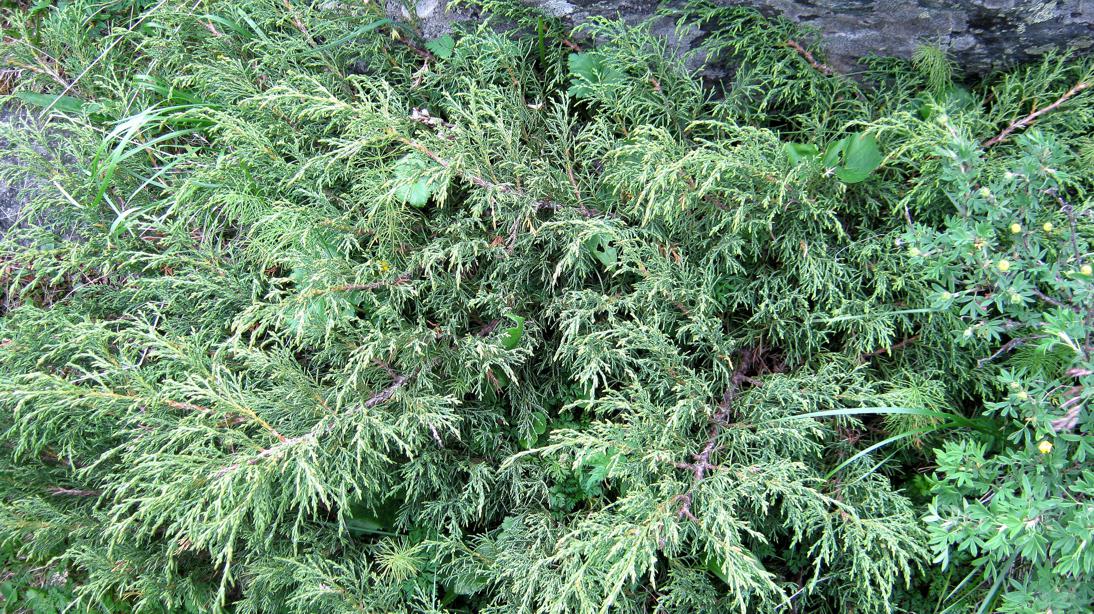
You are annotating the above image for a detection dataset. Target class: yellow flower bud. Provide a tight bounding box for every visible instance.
[996,259,1010,273]
[1042,222,1053,232]
[908,247,921,257]
[1038,440,1052,454]
[1009,223,1022,234]
[1081,264,1093,276]
[1016,390,1028,401]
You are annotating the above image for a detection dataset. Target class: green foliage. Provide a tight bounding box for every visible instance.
[907,129,1094,612]
[786,131,884,184]
[0,1,1091,613]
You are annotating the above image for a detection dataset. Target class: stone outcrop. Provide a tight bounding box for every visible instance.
[396,0,1094,75]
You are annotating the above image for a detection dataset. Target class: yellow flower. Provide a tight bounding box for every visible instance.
[908,247,921,257]
[1081,264,1093,276]
[378,260,391,273]
[1038,440,1053,454]
[996,259,1010,273]
[1009,223,1022,234]
[1042,222,1053,232]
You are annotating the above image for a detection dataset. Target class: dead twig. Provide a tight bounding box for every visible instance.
[786,39,834,76]
[977,335,1047,367]
[983,81,1090,148]
[46,487,101,497]
[674,348,764,520]
[861,335,920,360]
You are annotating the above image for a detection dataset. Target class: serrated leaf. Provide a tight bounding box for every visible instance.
[567,52,624,99]
[425,35,455,59]
[393,153,444,207]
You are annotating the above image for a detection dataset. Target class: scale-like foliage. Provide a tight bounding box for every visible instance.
[0,1,1090,612]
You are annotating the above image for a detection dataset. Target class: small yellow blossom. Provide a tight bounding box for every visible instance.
[1081,264,1093,276]
[997,259,1010,273]
[378,260,391,273]
[1042,222,1053,232]
[908,247,921,257]
[1038,440,1053,454]
[1009,223,1022,234]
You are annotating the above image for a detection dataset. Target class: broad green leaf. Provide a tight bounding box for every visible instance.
[784,142,819,165]
[346,515,391,536]
[501,314,525,350]
[821,132,882,184]
[517,412,540,449]
[706,555,731,586]
[841,133,882,176]
[530,411,548,435]
[584,234,618,267]
[822,137,848,168]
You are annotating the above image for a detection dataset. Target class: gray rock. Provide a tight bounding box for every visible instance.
[0,105,35,235]
[397,0,1094,75]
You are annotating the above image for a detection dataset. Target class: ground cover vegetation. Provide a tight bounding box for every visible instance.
[0,0,1091,612]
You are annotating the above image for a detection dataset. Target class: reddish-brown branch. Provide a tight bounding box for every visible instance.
[674,348,765,520]
[786,39,834,76]
[983,81,1091,148]
[364,366,420,408]
[861,335,920,360]
[977,335,1048,367]
[305,273,413,299]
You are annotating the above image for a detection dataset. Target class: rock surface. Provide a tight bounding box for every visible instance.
[0,106,34,235]
[397,0,1094,75]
